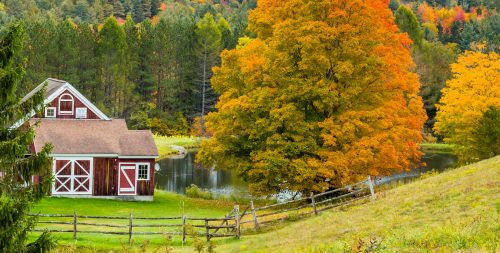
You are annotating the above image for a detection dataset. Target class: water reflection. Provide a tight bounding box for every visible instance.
[154,152,248,196]
[154,151,458,196]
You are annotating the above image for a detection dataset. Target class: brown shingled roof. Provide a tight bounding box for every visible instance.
[30,118,158,157]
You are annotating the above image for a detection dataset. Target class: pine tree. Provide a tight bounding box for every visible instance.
[217,15,234,49]
[132,0,144,23]
[0,22,54,253]
[142,0,152,19]
[113,0,126,19]
[195,13,221,132]
[150,0,160,16]
[98,16,129,117]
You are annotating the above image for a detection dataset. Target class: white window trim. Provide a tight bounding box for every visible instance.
[58,93,74,115]
[45,107,56,118]
[76,107,88,119]
[136,163,150,181]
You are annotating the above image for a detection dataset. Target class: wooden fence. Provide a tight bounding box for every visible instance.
[238,176,376,231]
[31,205,241,243]
[30,176,375,242]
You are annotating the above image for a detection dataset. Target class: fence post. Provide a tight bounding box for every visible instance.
[367,176,376,200]
[128,212,133,244]
[234,205,240,239]
[205,218,210,241]
[182,215,186,243]
[310,192,318,216]
[73,211,77,240]
[250,200,260,231]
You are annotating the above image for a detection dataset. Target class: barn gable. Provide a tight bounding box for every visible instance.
[19,78,109,123]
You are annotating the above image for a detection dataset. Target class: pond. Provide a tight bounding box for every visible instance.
[154,151,458,196]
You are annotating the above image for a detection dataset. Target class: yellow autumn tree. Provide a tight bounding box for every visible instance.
[434,51,500,163]
[197,0,426,195]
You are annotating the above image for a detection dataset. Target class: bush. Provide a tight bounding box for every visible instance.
[185,184,213,200]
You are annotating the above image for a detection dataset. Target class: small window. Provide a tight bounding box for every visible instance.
[45,107,56,118]
[76,108,87,119]
[59,94,74,115]
[137,164,149,180]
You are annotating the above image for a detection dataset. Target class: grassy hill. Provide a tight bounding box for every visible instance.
[212,156,499,252]
[36,156,499,252]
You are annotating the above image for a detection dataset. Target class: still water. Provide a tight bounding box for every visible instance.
[154,151,458,196]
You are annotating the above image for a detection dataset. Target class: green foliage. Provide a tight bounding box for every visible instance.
[0,22,54,253]
[196,13,223,127]
[185,184,213,200]
[471,106,500,160]
[395,6,423,48]
[415,41,458,133]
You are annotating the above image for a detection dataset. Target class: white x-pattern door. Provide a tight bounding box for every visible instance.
[52,158,93,194]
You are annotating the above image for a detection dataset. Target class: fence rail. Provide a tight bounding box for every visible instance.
[31,176,376,242]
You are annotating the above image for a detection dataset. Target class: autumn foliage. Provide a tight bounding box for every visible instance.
[434,51,500,163]
[197,0,426,195]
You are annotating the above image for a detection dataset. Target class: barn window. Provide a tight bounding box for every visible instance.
[45,107,56,118]
[59,94,74,115]
[137,164,149,180]
[76,108,87,119]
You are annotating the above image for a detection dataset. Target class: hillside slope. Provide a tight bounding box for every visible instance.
[214,156,499,252]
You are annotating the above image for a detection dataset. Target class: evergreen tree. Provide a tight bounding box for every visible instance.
[132,0,144,23]
[195,13,221,131]
[113,0,126,19]
[98,16,129,117]
[142,0,152,19]
[137,19,155,99]
[395,5,423,48]
[217,15,234,49]
[150,0,160,16]
[0,22,54,253]
[76,23,100,103]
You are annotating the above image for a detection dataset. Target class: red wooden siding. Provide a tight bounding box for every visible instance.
[93,158,118,196]
[38,90,100,119]
[93,158,155,196]
[119,159,155,196]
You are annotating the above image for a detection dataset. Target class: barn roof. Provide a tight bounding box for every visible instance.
[21,78,67,103]
[30,118,158,157]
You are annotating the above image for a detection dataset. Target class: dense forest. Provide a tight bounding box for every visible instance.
[0,0,498,137]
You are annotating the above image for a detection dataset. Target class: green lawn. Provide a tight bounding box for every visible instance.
[153,135,203,159]
[30,191,235,251]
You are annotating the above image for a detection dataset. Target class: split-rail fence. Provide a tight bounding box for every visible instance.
[30,176,376,242]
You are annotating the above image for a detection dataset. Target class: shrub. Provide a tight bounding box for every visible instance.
[186,184,213,200]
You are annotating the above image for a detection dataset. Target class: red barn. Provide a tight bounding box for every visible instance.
[22,78,158,201]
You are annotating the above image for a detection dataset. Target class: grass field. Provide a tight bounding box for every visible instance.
[32,156,499,252]
[30,191,235,251]
[213,155,499,252]
[153,135,203,159]
[419,142,454,154]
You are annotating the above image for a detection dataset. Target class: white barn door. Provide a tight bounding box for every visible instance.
[52,158,93,195]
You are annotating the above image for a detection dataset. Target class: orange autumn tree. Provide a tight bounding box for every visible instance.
[434,51,500,163]
[197,0,426,195]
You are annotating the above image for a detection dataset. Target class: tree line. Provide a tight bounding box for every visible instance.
[1,0,256,135]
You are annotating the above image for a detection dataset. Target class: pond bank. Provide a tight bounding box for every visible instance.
[153,135,204,160]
